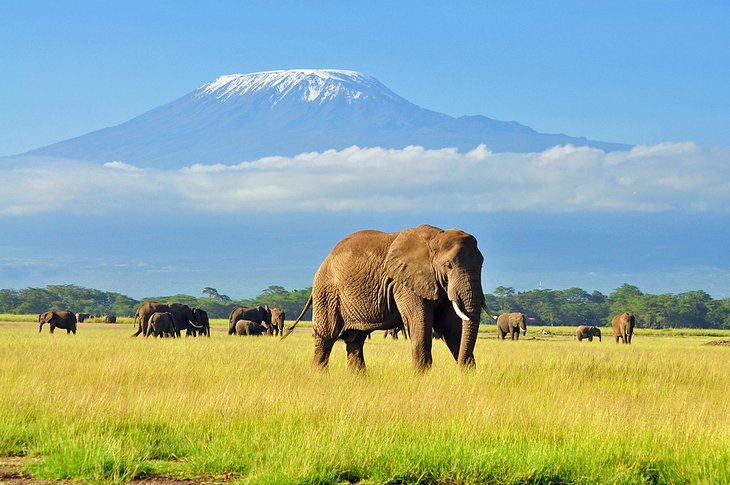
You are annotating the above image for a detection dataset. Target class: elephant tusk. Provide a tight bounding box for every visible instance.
[452,301,471,322]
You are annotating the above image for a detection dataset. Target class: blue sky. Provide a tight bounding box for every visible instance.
[2,0,729,155]
[1,1,730,300]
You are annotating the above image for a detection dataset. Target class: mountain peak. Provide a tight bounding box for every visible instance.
[196,69,403,105]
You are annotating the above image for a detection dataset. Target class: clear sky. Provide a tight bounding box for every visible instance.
[1,0,729,156]
[2,1,730,300]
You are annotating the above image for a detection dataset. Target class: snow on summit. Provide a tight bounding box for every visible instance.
[197,69,402,105]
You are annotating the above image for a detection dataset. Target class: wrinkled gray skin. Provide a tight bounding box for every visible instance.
[284,225,486,373]
[576,325,602,342]
[497,312,527,340]
[146,312,176,338]
[133,302,201,337]
[270,307,285,336]
[234,319,266,336]
[39,311,77,334]
[191,307,210,337]
[383,324,408,339]
[228,306,272,335]
[612,312,635,344]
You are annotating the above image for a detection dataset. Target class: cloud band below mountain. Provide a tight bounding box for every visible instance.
[2,142,728,215]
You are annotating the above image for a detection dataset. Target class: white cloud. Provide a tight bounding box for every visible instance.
[103,160,142,171]
[1,142,729,215]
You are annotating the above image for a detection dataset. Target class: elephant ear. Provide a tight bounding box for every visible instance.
[384,225,441,300]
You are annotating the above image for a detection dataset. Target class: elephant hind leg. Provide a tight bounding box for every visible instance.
[343,330,368,374]
[312,337,334,370]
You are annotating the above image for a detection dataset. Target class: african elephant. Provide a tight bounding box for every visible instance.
[75,313,91,323]
[234,319,266,336]
[191,307,210,337]
[38,311,77,334]
[384,324,408,339]
[612,312,635,344]
[146,312,176,338]
[284,225,487,372]
[270,307,285,336]
[228,306,272,335]
[496,312,527,340]
[133,302,202,337]
[576,325,602,342]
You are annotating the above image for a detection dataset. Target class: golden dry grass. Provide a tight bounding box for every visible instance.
[0,320,728,483]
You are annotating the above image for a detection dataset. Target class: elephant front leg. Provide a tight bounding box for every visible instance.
[394,289,434,371]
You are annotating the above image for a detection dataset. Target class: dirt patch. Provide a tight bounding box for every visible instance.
[131,474,234,484]
[0,457,232,484]
[704,339,730,346]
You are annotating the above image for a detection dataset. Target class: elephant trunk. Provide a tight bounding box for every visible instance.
[451,279,482,368]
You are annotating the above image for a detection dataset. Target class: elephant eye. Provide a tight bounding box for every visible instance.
[445,261,453,269]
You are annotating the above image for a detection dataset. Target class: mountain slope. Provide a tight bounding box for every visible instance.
[23,69,629,168]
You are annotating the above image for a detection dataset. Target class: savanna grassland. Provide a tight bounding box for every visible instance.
[1,320,729,484]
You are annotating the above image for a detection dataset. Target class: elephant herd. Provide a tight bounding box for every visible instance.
[36,225,639,374]
[131,302,286,338]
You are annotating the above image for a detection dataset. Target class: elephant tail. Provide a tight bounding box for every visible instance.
[482,303,498,321]
[281,295,313,340]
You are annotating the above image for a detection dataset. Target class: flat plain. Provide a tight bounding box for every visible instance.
[0,319,728,484]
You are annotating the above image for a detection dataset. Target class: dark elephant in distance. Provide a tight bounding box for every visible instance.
[228,306,272,335]
[234,319,267,336]
[75,313,91,323]
[191,307,210,337]
[146,312,176,338]
[612,312,635,344]
[284,225,487,372]
[270,307,285,336]
[384,323,408,339]
[133,302,201,337]
[497,312,527,340]
[576,325,602,342]
[39,311,77,334]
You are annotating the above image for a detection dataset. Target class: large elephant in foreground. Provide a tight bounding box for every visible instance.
[39,311,77,334]
[133,302,201,337]
[496,312,527,340]
[612,312,635,344]
[284,225,487,372]
[576,325,602,342]
[228,306,272,335]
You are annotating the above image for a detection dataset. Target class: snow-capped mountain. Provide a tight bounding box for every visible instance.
[22,69,628,168]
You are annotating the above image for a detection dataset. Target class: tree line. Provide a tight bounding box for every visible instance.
[486,284,730,329]
[0,284,311,321]
[1,283,729,329]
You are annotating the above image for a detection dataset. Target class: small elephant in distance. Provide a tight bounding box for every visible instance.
[270,307,286,336]
[38,311,77,334]
[228,305,273,335]
[496,312,527,340]
[146,312,176,338]
[75,313,91,323]
[383,324,408,339]
[234,319,267,336]
[576,325,602,342]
